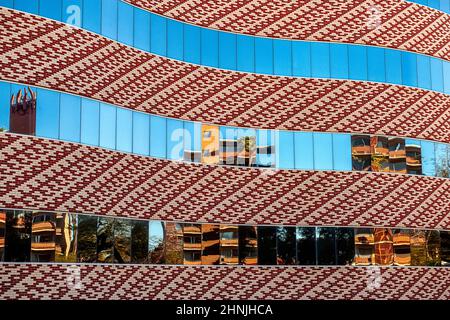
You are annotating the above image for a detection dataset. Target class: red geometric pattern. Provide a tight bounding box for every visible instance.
[0,264,449,300]
[1,8,450,143]
[1,133,450,230]
[124,0,450,61]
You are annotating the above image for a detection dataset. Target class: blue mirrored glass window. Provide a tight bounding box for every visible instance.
[99,103,116,150]
[277,131,294,169]
[237,35,254,73]
[14,0,38,14]
[330,44,349,79]
[385,50,402,84]
[292,41,311,77]
[35,88,59,139]
[294,132,314,170]
[101,0,118,40]
[402,52,418,87]
[83,0,101,33]
[150,116,166,158]
[417,55,432,90]
[184,24,200,64]
[134,8,151,51]
[167,20,183,60]
[430,59,444,92]
[256,129,275,167]
[80,98,100,146]
[201,29,218,67]
[348,45,367,81]
[184,121,201,153]
[59,93,81,142]
[255,38,273,74]
[132,112,150,156]
[274,40,292,76]
[219,33,237,70]
[313,132,333,170]
[444,62,450,94]
[167,118,184,161]
[40,0,62,20]
[116,108,132,152]
[151,14,167,56]
[0,82,10,131]
[367,47,386,82]
[118,1,133,46]
[421,141,436,177]
[435,143,449,177]
[311,43,330,78]
[63,0,82,27]
[0,0,13,8]
[333,134,352,171]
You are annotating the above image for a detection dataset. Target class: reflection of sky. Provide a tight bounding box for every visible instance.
[148,221,164,248]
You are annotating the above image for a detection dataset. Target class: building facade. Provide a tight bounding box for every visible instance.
[0,0,449,300]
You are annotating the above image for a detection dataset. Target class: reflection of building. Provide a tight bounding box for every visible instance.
[388,138,407,174]
[9,87,37,135]
[373,228,393,265]
[0,211,5,258]
[219,137,257,167]
[393,230,411,266]
[352,135,371,171]
[31,212,56,262]
[201,125,220,164]
[371,136,389,172]
[405,143,422,175]
[201,224,220,265]
[183,224,202,265]
[55,213,77,263]
[220,225,239,265]
[354,229,374,265]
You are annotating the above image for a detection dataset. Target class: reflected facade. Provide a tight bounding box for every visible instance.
[220,225,239,265]
[165,222,183,264]
[238,226,258,265]
[31,211,56,262]
[201,224,220,265]
[183,223,202,265]
[393,229,411,266]
[296,227,316,265]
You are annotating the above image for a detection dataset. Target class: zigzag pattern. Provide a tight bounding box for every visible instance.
[0,264,449,300]
[0,8,450,143]
[124,0,450,61]
[1,134,450,229]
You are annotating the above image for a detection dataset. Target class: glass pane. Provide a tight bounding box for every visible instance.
[165,222,183,264]
[444,61,450,94]
[36,88,59,139]
[59,94,81,142]
[80,98,100,146]
[200,124,219,164]
[118,1,133,46]
[277,131,294,169]
[219,33,237,70]
[373,228,393,265]
[97,217,114,263]
[255,38,273,74]
[183,223,202,265]
[31,211,56,262]
[40,0,62,20]
[148,221,165,264]
[99,103,116,150]
[393,229,411,266]
[131,220,149,264]
[430,59,444,92]
[201,29,218,67]
[0,82,10,131]
[101,0,118,40]
[294,132,314,170]
[237,35,255,72]
[354,228,374,265]
[0,210,5,261]
[219,126,237,165]
[405,139,422,175]
[435,143,449,178]
[83,0,101,33]
[151,15,167,56]
[150,115,166,158]
[62,0,82,27]
[367,47,386,82]
[440,231,450,266]
[316,227,336,265]
[14,0,38,13]
[167,20,183,60]
[292,41,311,77]
[336,228,355,265]
[134,8,151,51]
[201,224,220,265]
[313,132,333,170]
[238,226,258,265]
[167,119,184,161]
[257,226,277,265]
[385,50,402,84]
[77,215,97,263]
[274,40,292,76]
[348,45,367,81]
[330,44,349,79]
[276,226,297,265]
[352,135,371,171]
[132,112,150,156]
[333,134,352,171]
[184,25,200,64]
[256,129,276,168]
[296,227,316,265]
[55,213,77,263]
[311,43,330,78]
[116,108,132,153]
[371,136,389,172]
[220,225,239,265]
[410,229,427,266]
[237,128,257,167]
[421,141,436,176]
[426,230,441,266]
[388,137,406,174]
[402,52,418,87]
[5,210,31,262]
[114,218,131,264]
[417,55,431,90]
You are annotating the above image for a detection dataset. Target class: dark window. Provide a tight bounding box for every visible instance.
[426,230,441,266]
[238,226,258,265]
[5,210,32,262]
[31,211,56,262]
[0,210,6,261]
[440,231,450,266]
[202,224,220,265]
[114,219,131,264]
[296,227,316,265]
[410,230,427,266]
[276,226,296,265]
[97,217,114,263]
[77,215,97,263]
[336,228,355,265]
[165,222,183,265]
[316,227,336,265]
[131,220,148,264]
[257,226,277,265]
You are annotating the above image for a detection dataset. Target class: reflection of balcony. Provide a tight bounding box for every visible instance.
[241,257,257,265]
[355,235,374,245]
[221,257,238,264]
[220,239,238,247]
[0,212,5,224]
[183,243,202,250]
[32,221,56,233]
[394,254,411,266]
[183,226,201,234]
[389,150,406,159]
[0,238,4,248]
[352,146,371,155]
[393,234,411,245]
[183,260,202,265]
[31,242,56,251]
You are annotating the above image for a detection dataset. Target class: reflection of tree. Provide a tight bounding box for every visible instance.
[165,224,183,264]
[114,219,131,264]
[148,236,165,264]
[77,216,97,263]
[237,136,256,153]
[131,222,148,264]
[97,218,113,263]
